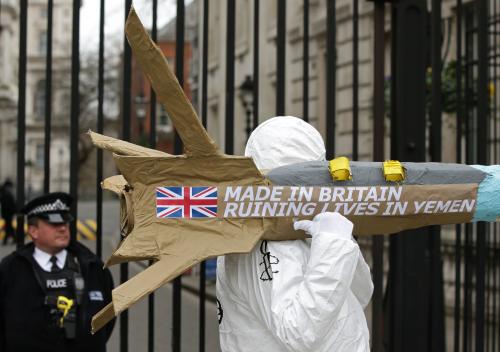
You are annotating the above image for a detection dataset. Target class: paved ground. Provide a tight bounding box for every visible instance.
[0,200,221,352]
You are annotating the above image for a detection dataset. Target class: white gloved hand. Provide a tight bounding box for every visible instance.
[294,212,353,240]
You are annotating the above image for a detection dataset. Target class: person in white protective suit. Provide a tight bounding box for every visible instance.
[216,116,374,352]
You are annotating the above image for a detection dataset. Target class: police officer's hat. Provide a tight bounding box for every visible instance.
[21,192,74,224]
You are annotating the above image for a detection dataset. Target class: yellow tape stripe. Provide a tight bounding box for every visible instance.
[85,219,97,231]
[1,218,96,241]
[77,221,96,241]
[0,219,28,239]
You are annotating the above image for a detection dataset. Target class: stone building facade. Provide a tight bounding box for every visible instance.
[199,0,471,162]
[0,0,73,198]
[0,0,19,185]
[201,0,379,158]
[198,1,490,349]
[24,0,73,197]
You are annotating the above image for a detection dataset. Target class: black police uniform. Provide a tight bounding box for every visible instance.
[0,193,115,352]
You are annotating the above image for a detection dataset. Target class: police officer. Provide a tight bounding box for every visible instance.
[0,192,114,352]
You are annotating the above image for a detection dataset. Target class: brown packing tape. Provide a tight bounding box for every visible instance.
[347,183,476,234]
[103,154,268,260]
[216,184,477,235]
[89,7,481,335]
[350,212,473,235]
[92,224,263,330]
[100,174,134,239]
[90,7,277,333]
[114,155,266,186]
[88,130,170,157]
[91,302,115,334]
[108,164,477,265]
[101,175,128,195]
[120,190,134,237]
[124,9,220,157]
[92,179,477,329]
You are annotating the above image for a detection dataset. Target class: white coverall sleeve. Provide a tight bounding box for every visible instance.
[350,253,374,309]
[249,232,361,352]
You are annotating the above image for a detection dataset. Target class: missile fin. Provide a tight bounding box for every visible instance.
[88,130,171,157]
[101,175,128,195]
[91,302,115,335]
[125,8,220,157]
[91,228,263,332]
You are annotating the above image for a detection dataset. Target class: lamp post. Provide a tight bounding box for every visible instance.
[238,75,254,141]
[134,91,148,145]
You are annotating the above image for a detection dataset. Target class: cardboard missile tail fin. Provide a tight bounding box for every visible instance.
[88,130,172,157]
[90,7,268,333]
[125,8,220,157]
[91,222,264,333]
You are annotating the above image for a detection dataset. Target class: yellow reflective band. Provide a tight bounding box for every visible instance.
[77,220,97,240]
[383,160,406,182]
[329,157,352,181]
[57,296,74,327]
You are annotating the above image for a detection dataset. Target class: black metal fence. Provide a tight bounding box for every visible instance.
[6,0,500,351]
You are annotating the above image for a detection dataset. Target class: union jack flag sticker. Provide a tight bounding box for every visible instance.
[156,186,218,218]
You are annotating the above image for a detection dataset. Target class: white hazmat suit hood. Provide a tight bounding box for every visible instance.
[245,115,326,170]
[217,116,373,352]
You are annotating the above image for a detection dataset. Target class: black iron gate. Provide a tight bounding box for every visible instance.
[4,0,500,351]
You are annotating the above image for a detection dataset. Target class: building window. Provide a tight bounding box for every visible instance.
[39,31,47,55]
[208,0,221,66]
[158,104,171,129]
[34,80,46,119]
[235,0,250,55]
[35,144,44,168]
[208,103,220,143]
[59,92,71,118]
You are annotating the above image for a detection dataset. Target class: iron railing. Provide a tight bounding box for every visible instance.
[4,0,499,351]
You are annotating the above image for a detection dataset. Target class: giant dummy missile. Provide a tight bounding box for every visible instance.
[89,8,500,332]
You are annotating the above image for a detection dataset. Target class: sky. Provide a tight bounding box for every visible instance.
[80,0,179,53]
